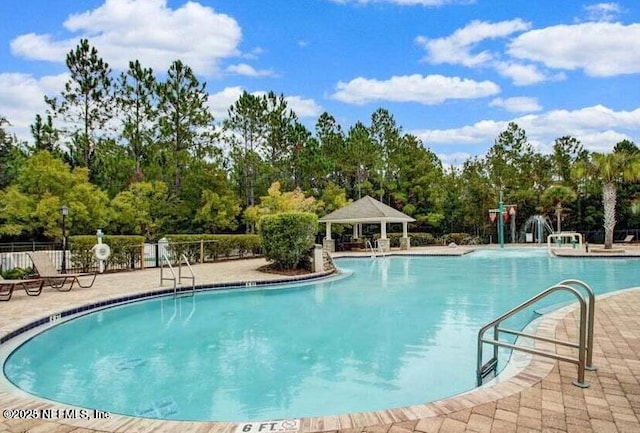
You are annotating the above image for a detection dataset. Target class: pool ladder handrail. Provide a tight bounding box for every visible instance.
[160,253,196,296]
[476,279,596,388]
[365,239,386,258]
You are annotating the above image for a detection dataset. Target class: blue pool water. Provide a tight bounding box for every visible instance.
[3,249,640,422]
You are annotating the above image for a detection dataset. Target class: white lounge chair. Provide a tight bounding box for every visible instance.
[27,251,97,291]
[0,274,45,301]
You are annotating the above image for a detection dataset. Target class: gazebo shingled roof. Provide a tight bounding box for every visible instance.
[319,195,415,223]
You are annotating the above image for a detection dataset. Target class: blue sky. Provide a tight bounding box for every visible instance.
[1,0,640,166]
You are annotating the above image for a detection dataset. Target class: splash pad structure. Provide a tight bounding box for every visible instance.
[520,215,555,245]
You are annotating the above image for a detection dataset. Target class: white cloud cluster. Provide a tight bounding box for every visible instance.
[332,74,500,105]
[489,97,542,113]
[225,64,275,78]
[0,73,68,140]
[508,22,640,77]
[416,19,531,67]
[493,62,551,86]
[330,0,475,6]
[583,2,623,22]
[413,104,640,154]
[10,0,242,76]
[208,87,323,121]
[416,19,640,86]
[415,19,560,86]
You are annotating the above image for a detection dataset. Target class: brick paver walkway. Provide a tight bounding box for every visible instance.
[0,252,639,433]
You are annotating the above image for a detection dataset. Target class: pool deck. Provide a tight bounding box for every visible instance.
[0,245,639,433]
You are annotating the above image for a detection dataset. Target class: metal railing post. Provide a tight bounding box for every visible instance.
[558,279,596,370]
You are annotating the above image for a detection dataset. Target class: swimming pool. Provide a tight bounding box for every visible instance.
[3,249,640,422]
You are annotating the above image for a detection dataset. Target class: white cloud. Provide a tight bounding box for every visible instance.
[330,0,475,6]
[284,96,323,118]
[489,97,542,113]
[508,22,640,77]
[583,3,623,22]
[412,104,640,154]
[332,74,500,105]
[208,87,322,120]
[207,86,244,119]
[493,62,553,86]
[225,64,275,78]
[416,19,531,67]
[437,151,474,168]
[10,0,242,76]
[414,119,504,146]
[0,73,68,141]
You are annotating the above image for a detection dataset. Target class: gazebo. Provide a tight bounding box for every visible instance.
[319,195,415,252]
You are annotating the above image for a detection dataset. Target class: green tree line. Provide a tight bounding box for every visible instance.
[1,39,639,247]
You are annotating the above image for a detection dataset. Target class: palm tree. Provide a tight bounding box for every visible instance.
[574,150,640,249]
[542,184,577,233]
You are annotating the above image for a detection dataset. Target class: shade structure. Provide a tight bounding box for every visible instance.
[319,195,415,251]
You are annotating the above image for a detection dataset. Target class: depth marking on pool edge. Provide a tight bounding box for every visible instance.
[235,419,300,433]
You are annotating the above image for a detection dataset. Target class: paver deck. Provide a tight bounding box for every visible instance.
[0,247,639,433]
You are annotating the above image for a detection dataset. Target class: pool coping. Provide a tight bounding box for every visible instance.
[0,256,638,433]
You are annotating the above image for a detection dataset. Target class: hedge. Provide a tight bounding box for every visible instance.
[439,233,480,245]
[164,234,261,263]
[373,232,436,247]
[69,235,145,272]
[259,212,318,270]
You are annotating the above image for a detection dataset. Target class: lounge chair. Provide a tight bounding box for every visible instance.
[619,234,635,243]
[0,275,45,301]
[27,251,97,291]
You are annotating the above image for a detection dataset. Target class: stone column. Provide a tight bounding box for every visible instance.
[313,244,324,273]
[377,237,390,252]
[400,237,410,250]
[323,238,335,252]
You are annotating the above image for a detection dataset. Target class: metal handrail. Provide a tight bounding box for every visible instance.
[365,240,377,257]
[160,253,195,296]
[178,253,195,296]
[365,239,386,258]
[160,253,177,293]
[557,279,596,370]
[477,280,595,388]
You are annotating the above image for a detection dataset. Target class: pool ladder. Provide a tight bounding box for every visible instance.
[476,279,596,388]
[365,240,386,258]
[160,253,196,296]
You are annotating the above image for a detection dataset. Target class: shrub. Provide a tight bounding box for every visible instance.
[164,234,261,262]
[373,232,436,247]
[259,212,318,270]
[1,267,33,279]
[69,235,145,272]
[440,232,475,245]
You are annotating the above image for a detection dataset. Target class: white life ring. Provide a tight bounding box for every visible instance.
[94,244,111,261]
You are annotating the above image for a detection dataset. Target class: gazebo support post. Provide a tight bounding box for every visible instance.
[323,222,335,252]
[353,224,359,240]
[377,221,390,252]
[400,221,410,250]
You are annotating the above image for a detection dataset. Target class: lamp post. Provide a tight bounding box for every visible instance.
[60,205,69,273]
